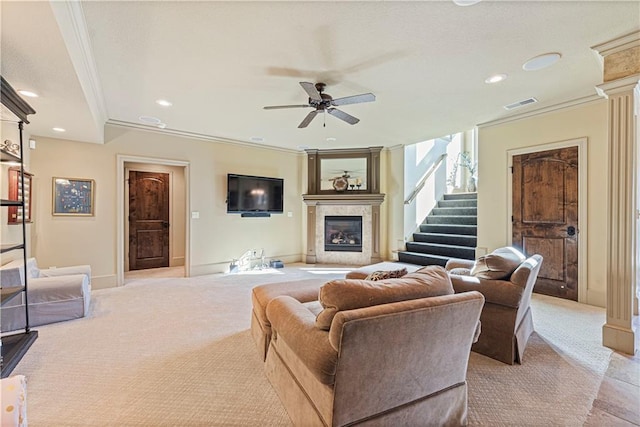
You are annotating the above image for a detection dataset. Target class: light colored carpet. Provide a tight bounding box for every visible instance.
[11,264,610,426]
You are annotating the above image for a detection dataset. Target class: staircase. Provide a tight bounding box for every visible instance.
[398,193,477,267]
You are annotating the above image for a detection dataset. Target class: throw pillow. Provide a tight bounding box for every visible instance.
[315,265,454,330]
[470,246,526,280]
[364,268,408,281]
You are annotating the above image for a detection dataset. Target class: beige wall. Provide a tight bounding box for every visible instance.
[29,125,305,288]
[477,100,608,306]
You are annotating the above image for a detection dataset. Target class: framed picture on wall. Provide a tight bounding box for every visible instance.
[52,177,95,216]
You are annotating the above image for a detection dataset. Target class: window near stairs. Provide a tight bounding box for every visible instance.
[324,216,363,252]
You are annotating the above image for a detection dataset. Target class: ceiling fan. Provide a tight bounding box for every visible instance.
[263,82,375,128]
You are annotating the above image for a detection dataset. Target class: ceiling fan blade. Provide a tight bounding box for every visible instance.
[331,93,376,106]
[327,108,359,125]
[299,82,322,101]
[298,110,319,128]
[263,104,311,110]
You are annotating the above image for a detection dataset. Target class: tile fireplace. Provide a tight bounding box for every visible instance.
[303,193,384,265]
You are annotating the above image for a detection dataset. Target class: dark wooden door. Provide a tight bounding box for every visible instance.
[129,171,170,270]
[512,146,578,301]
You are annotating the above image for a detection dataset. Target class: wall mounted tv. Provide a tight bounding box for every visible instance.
[226,174,284,217]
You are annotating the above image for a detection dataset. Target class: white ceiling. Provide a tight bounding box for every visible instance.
[1,1,639,151]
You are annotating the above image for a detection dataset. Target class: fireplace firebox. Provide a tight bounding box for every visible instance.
[324,216,363,252]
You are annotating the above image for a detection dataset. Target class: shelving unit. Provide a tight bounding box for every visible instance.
[1,75,37,378]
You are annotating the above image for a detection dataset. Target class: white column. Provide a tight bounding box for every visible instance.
[597,76,639,355]
[593,31,640,355]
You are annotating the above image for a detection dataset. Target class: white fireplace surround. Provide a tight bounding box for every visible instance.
[302,193,385,265]
[317,206,370,264]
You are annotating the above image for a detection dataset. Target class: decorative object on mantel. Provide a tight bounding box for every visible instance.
[1,139,20,157]
[331,171,350,192]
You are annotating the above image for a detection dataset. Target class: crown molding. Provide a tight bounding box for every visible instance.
[591,30,640,58]
[477,94,604,128]
[105,120,300,154]
[596,74,640,97]
[50,1,107,143]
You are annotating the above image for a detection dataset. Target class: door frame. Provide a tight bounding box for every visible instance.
[506,137,587,303]
[117,155,190,286]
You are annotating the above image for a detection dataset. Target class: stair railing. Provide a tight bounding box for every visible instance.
[404,153,447,205]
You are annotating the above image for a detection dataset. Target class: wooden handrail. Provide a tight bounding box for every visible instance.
[404,153,447,205]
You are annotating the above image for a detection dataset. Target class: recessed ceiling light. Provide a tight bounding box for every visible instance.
[326,137,337,142]
[52,127,66,132]
[139,115,162,125]
[452,0,482,6]
[18,90,38,98]
[156,99,173,107]
[485,74,507,84]
[523,53,562,71]
[250,136,265,142]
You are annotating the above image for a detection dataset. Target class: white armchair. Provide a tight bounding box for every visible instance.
[1,258,91,332]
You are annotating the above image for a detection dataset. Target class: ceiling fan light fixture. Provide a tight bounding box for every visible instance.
[523,53,562,71]
[485,74,507,84]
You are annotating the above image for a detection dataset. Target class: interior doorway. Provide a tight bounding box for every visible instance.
[117,155,190,286]
[507,138,587,303]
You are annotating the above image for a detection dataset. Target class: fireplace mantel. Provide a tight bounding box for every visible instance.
[302,193,385,206]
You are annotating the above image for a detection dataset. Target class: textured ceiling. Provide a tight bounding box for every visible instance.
[1,1,639,151]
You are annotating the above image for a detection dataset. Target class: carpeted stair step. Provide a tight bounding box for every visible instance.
[405,242,475,260]
[419,224,477,235]
[431,207,477,216]
[425,215,477,225]
[443,192,477,200]
[413,232,477,247]
[397,252,453,267]
[437,199,477,208]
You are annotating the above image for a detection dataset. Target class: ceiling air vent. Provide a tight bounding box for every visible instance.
[504,97,538,110]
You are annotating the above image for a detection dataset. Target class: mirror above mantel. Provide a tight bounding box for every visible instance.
[305,147,382,195]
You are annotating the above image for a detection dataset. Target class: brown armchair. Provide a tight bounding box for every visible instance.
[446,253,543,365]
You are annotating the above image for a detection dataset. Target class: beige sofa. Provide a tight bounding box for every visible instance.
[445,250,543,365]
[0,258,91,332]
[256,266,484,426]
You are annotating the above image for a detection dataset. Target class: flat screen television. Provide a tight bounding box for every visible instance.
[226,173,284,214]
